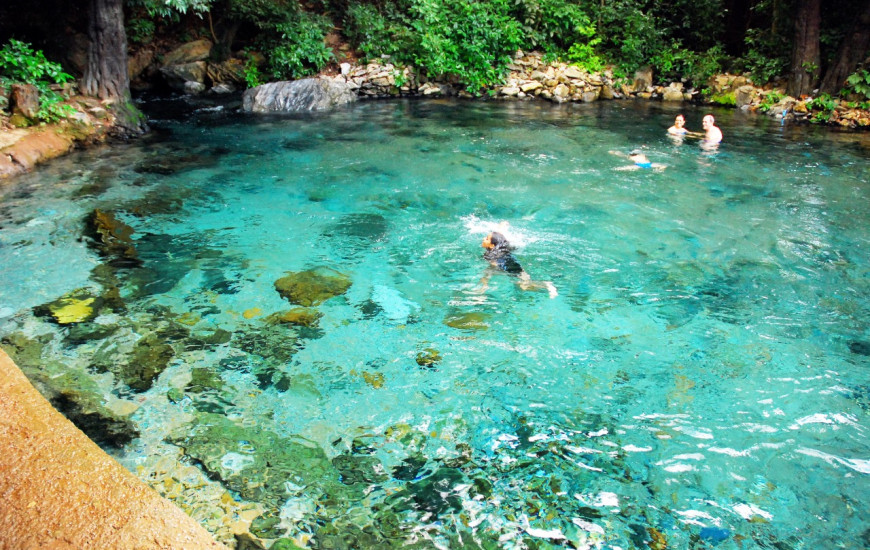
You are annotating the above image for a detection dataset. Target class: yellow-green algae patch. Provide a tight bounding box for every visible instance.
[274,267,352,306]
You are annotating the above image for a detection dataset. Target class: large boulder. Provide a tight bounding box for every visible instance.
[162,39,213,66]
[242,78,357,112]
[633,66,653,93]
[160,61,207,94]
[274,267,352,306]
[11,83,39,120]
[735,84,759,109]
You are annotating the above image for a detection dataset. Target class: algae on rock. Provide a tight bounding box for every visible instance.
[274,267,352,306]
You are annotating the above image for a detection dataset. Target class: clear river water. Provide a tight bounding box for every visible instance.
[1,98,868,549]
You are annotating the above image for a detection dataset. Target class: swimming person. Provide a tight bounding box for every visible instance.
[480,231,557,298]
[668,114,688,135]
[701,114,723,144]
[610,149,666,171]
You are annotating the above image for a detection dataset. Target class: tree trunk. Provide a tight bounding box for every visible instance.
[819,0,870,95]
[786,0,821,98]
[81,0,145,135]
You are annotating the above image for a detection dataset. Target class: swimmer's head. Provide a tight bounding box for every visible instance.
[483,231,511,250]
[702,114,715,127]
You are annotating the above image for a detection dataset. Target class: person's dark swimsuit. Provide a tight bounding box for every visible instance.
[485,248,524,275]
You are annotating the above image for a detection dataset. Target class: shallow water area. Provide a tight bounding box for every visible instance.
[1,98,869,549]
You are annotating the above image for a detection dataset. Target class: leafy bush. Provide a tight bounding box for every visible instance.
[586,1,663,72]
[265,11,334,80]
[241,51,263,88]
[566,38,604,73]
[653,42,726,87]
[0,39,75,123]
[807,93,838,122]
[408,0,523,93]
[512,0,595,54]
[127,17,157,44]
[345,0,523,93]
[845,69,870,100]
[344,1,415,61]
[758,90,784,112]
[737,28,788,85]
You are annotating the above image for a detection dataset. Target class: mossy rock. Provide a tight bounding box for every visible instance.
[186,367,224,393]
[266,307,323,328]
[443,312,490,331]
[332,454,389,486]
[168,412,340,508]
[235,325,297,363]
[2,332,138,447]
[64,321,119,344]
[269,539,304,550]
[274,267,352,306]
[117,332,175,392]
[84,209,140,266]
[34,288,104,325]
[415,347,442,367]
[1,331,54,367]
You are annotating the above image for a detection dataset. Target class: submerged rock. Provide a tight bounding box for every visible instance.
[2,332,139,447]
[274,267,352,306]
[186,367,225,393]
[33,288,103,325]
[242,78,357,112]
[415,348,441,368]
[443,312,491,331]
[118,332,176,392]
[235,325,297,363]
[266,307,323,328]
[84,209,140,267]
[168,412,339,508]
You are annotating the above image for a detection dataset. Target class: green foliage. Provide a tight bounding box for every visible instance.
[653,41,725,87]
[807,93,837,122]
[708,91,736,106]
[127,17,157,45]
[344,2,415,61]
[265,11,334,80]
[242,51,262,88]
[136,0,212,18]
[0,39,75,123]
[758,90,784,112]
[566,39,603,73]
[344,0,523,94]
[845,69,870,100]
[408,0,523,93]
[512,0,596,54]
[0,39,72,86]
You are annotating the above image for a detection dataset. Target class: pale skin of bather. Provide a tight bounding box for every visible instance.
[668,114,688,135]
[701,114,723,143]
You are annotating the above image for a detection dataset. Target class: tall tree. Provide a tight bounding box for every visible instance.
[786,0,821,97]
[81,0,146,134]
[819,0,870,94]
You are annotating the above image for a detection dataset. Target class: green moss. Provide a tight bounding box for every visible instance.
[709,91,736,106]
[274,267,352,306]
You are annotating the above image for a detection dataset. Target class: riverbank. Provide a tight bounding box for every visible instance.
[0,94,120,179]
[2,46,869,181]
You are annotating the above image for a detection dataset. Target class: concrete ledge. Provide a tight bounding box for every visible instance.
[0,348,227,549]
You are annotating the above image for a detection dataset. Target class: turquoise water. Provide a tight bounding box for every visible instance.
[1,99,869,549]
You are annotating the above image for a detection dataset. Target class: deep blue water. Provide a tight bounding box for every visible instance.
[1,98,868,549]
